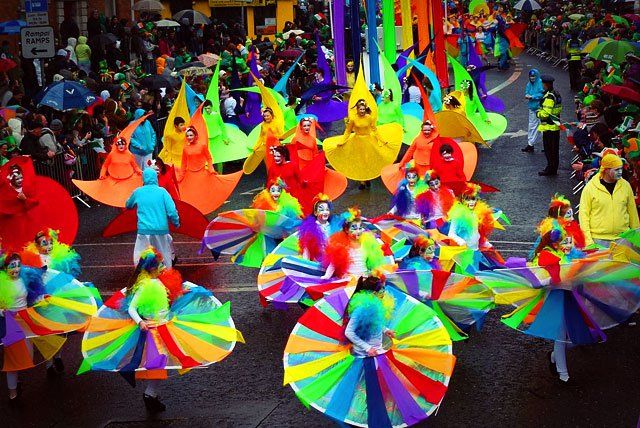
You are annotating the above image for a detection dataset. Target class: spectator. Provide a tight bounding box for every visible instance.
[522,69,544,153]
[579,153,639,248]
[20,117,55,162]
[75,36,92,73]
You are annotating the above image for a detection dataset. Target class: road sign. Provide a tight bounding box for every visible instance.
[26,12,49,26]
[25,0,48,13]
[20,26,55,59]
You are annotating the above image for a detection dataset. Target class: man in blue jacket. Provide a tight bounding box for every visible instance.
[522,69,545,153]
[129,109,157,169]
[126,168,179,267]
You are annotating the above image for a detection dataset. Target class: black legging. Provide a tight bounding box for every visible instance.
[542,130,560,174]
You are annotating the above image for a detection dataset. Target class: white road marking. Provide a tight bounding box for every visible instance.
[488,65,522,95]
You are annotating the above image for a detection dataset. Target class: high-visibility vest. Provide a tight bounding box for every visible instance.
[566,40,582,61]
[537,91,562,132]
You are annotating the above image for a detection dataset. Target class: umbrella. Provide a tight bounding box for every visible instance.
[283,286,455,427]
[386,269,495,341]
[568,13,585,21]
[0,20,26,35]
[581,37,612,54]
[476,259,640,344]
[176,60,206,70]
[276,49,304,59]
[179,66,213,77]
[37,81,97,111]
[589,40,640,63]
[282,29,305,39]
[172,10,211,26]
[624,14,640,25]
[610,15,630,27]
[202,209,300,268]
[469,0,489,15]
[600,85,640,104]
[155,19,180,28]
[95,32,118,47]
[139,74,179,90]
[0,57,17,73]
[79,283,243,375]
[132,0,164,11]
[513,0,541,11]
[197,53,219,67]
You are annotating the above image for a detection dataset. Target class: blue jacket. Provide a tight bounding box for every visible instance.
[129,109,157,157]
[126,169,179,235]
[525,69,545,111]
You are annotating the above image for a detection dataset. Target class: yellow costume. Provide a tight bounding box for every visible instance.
[158,131,185,167]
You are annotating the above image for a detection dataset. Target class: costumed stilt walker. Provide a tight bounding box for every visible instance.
[0,250,98,401]
[283,274,455,427]
[79,247,244,412]
[323,66,403,183]
[477,220,640,385]
[73,114,150,207]
[176,111,243,215]
[0,156,79,249]
[257,194,343,308]
[202,178,303,268]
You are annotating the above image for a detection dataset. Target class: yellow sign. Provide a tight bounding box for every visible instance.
[209,0,272,6]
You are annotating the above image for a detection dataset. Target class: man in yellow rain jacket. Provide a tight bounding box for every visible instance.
[579,153,639,248]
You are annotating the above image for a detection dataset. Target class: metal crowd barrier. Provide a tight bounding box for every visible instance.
[524,30,569,70]
[33,144,103,208]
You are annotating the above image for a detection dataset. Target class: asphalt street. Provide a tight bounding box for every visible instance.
[3,54,639,427]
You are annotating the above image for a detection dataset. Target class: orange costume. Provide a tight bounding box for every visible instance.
[177,126,242,215]
[399,130,438,177]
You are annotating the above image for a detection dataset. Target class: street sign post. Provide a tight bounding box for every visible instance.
[20,26,55,59]
[25,0,48,13]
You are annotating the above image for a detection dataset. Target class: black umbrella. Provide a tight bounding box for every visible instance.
[96,33,118,47]
[140,75,179,90]
[172,10,211,25]
[176,61,206,70]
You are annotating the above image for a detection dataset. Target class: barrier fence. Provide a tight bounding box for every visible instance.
[524,29,569,70]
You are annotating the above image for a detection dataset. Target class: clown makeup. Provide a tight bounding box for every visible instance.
[428,178,441,192]
[441,149,454,162]
[37,236,53,255]
[563,207,574,221]
[115,139,127,152]
[465,197,477,210]
[9,168,23,189]
[346,63,354,72]
[420,244,437,261]
[301,119,312,134]
[609,167,623,181]
[7,259,21,279]
[347,220,364,240]
[272,149,283,165]
[560,236,574,254]
[269,184,282,201]
[315,202,331,223]
[406,171,418,186]
[185,129,196,144]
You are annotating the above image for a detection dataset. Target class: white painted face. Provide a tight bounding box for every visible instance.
[608,167,623,181]
[560,236,574,254]
[301,120,312,134]
[9,169,23,188]
[272,150,283,165]
[347,220,364,240]
[422,123,434,137]
[37,236,53,255]
[428,178,440,192]
[563,207,574,221]
[465,197,477,210]
[269,184,282,201]
[185,129,196,144]
[420,244,436,261]
[441,150,454,161]
[6,258,21,279]
[115,139,127,152]
[315,202,331,223]
[406,172,418,185]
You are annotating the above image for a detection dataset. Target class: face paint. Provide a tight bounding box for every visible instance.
[420,245,436,261]
[406,172,418,185]
[611,167,623,181]
[7,260,20,279]
[563,207,574,221]
[560,236,573,254]
[315,202,330,223]
[9,170,23,188]
[269,185,281,201]
[465,197,477,209]
[272,150,283,165]
[428,178,441,192]
[347,220,364,240]
[441,151,454,161]
[115,139,127,152]
[37,237,53,255]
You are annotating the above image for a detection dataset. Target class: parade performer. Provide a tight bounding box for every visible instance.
[126,168,179,268]
[283,277,455,427]
[21,229,81,277]
[159,118,187,168]
[79,247,244,412]
[0,157,78,250]
[478,221,640,385]
[202,178,302,268]
[266,145,301,197]
[243,107,285,174]
[429,138,468,188]
[543,194,585,251]
[415,170,456,229]
[73,113,151,207]
[399,235,441,270]
[388,161,428,222]
[298,194,343,261]
[288,117,319,169]
[176,124,243,215]
[398,120,438,177]
[377,89,404,128]
[129,109,157,169]
[323,66,403,182]
[320,208,388,279]
[1,251,98,401]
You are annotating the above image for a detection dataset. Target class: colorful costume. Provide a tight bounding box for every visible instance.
[21,229,81,277]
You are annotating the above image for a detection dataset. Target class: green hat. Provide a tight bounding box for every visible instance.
[114,72,125,82]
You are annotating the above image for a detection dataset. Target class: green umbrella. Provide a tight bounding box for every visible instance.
[589,40,639,63]
[611,15,630,28]
[569,13,585,21]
